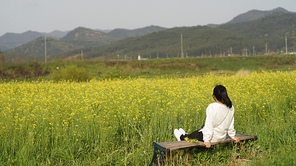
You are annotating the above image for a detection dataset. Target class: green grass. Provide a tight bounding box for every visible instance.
[1,54,296,82]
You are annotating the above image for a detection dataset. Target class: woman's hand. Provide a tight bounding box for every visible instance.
[232,137,240,143]
[204,142,211,148]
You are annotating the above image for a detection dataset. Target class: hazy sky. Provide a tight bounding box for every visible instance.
[1,0,295,36]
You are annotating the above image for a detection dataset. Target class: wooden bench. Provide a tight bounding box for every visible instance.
[150,133,257,165]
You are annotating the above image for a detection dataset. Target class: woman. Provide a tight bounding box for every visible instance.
[174,85,240,148]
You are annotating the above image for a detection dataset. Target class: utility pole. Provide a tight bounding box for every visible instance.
[265,43,268,55]
[45,37,47,63]
[81,50,84,60]
[253,46,255,56]
[285,35,288,54]
[242,48,248,56]
[180,34,184,58]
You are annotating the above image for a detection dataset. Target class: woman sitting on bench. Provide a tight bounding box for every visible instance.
[174,85,240,148]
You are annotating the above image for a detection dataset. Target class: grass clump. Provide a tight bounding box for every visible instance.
[51,65,92,82]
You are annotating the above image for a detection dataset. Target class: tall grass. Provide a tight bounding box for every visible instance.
[0,71,295,165]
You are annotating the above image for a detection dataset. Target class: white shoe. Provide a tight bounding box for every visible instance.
[179,128,187,135]
[174,129,181,141]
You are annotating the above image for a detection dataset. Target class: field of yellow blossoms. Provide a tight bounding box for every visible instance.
[0,71,295,165]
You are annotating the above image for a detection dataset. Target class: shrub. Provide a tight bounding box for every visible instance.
[51,65,92,82]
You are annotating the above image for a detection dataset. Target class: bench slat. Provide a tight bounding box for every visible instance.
[157,133,257,151]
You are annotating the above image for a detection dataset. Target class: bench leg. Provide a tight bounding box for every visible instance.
[150,142,169,166]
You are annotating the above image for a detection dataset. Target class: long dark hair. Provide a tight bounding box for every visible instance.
[213,85,232,108]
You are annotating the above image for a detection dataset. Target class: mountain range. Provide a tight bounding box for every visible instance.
[0,30,69,51]
[226,7,290,24]
[0,25,166,52]
[1,7,296,63]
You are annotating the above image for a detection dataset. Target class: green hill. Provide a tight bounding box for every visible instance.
[82,26,263,60]
[226,7,290,24]
[0,31,44,51]
[4,37,75,63]
[218,13,296,52]
[60,27,119,47]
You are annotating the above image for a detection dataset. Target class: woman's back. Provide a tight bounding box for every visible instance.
[202,102,235,142]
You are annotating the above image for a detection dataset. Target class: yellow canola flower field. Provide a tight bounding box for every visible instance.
[0,71,295,165]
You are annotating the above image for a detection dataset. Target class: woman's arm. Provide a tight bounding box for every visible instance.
[202,105,215,144]
[227,116,236,138]
[228,109,239,143]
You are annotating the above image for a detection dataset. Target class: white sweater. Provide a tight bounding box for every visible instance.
[202,102,236,143]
